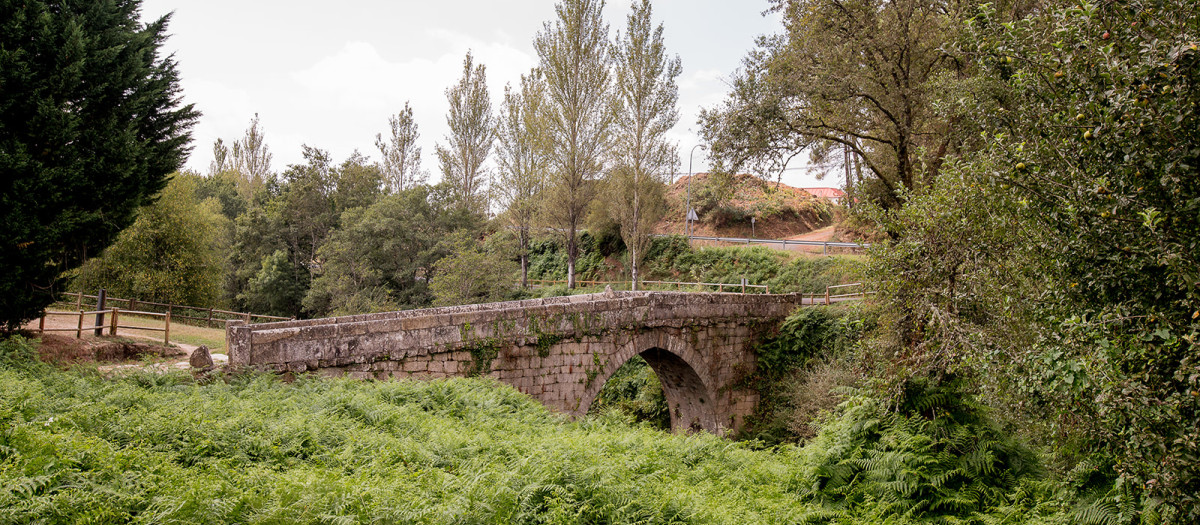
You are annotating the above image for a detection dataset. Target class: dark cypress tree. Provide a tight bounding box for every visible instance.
[0,0,198,330]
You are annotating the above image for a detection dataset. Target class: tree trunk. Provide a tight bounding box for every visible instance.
[520,229,529,289]
[632,185,640,292]
[567,225,577,289]
[631,244,638,291]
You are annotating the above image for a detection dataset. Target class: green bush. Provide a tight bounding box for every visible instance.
[587,356,669,430]
[792,377,1043,522]
[643,241,861,294]
[526,233,610,282]
[740,306,874,445]
[69,174,226,308]
[755,307,871,377]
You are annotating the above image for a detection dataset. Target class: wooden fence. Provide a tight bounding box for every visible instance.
[35,307,173,344]
[61,292,292,328]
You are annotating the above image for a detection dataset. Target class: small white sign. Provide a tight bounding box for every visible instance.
[686,208,698,221]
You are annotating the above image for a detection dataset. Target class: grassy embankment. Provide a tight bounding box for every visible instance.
[523,234,861,297]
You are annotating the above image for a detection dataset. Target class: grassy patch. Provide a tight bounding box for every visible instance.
[115,313,227,350]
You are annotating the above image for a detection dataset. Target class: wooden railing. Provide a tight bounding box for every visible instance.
[822,282,871,304]
[35,307,173,344]
[61,292,292,328]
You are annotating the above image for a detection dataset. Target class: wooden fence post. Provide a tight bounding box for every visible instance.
[825,287,830,305]
[94,289,106,337]
[164,309,171,345]
[75,292,82,311]
[38,314,45,334]
[129,298,137,312]
[110,308,119,336]
[76,311,83,339]
[207,307,214,328]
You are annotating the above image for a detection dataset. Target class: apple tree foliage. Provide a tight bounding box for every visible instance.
[871,0,1198,519]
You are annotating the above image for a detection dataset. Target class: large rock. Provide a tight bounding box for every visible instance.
[189,345,214,368]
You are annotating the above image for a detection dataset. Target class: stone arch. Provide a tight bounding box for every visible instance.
[576,330,721,434]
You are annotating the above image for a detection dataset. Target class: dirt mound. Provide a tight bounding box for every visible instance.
[657,173,833,239]
[35,333,185,364]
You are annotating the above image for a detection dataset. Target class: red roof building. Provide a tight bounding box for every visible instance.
[802,187,846,204]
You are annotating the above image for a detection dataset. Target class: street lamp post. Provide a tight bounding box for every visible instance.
[686,144,706,241]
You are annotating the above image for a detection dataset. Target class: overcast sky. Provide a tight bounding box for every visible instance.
[139,0,830,188]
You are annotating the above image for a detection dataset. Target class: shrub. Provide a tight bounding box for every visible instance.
[740,306,874,444]
[794,377,1040,521]
[587,356,669,430]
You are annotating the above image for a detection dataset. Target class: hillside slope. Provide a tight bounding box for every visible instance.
[656,173,834,239]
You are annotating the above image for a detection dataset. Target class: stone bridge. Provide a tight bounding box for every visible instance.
[226,291,813,434]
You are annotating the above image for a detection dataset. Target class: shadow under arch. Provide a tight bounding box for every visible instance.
[577,331,721,434]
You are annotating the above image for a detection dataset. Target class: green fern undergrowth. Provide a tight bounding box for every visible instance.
[0,336,1084,524]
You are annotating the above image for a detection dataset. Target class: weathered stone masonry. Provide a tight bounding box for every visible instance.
[226,291,808,434]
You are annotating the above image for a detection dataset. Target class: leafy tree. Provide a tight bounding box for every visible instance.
[240,249,306,318]
[223,204,291,313]
[700,0,973,209]
[196,170,246,221]
[0,0,198,330]
[437,52,494,214]
[609,0,680,289]
[495,72,550,288]
[332,150,386,213]
[868,1,1200,519]
[230,113,273,199]
[209,138,231,175]
[535,0,614,288]
[304,184,478,316]
[429,232,518,307]
[221,147,383,317]
[276,146,339,275]
[375,101,426,193]
[961,2,1200,517]
[70,174,224,307]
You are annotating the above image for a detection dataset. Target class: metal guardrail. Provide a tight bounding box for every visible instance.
[518,279,873,305]
[521,279,771,293]
[673,235,869,253]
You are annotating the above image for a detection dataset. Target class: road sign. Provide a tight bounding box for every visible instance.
[686,208,698,221]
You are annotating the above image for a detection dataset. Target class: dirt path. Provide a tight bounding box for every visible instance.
[23,315,228,372]
[786,225,837,242]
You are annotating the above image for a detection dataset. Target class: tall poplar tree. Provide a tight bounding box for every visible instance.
[610,0,680,290]
[495,72,550,288]
[0,0,198,330]
[437,52,494,214]
[375,101,426,193]
[231,113,272,197]
[535,0,614,289]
